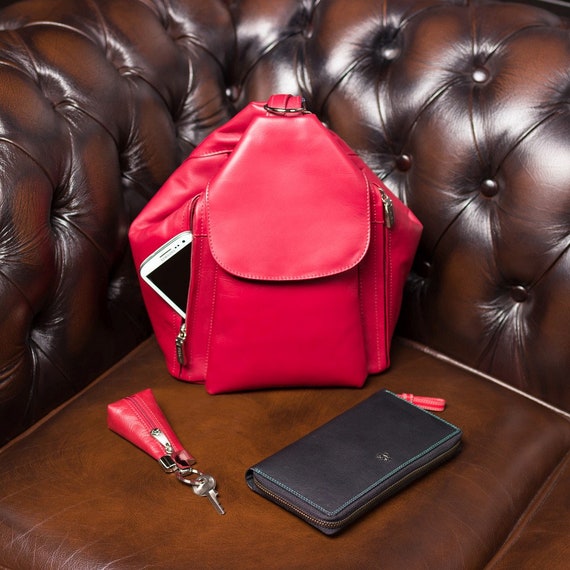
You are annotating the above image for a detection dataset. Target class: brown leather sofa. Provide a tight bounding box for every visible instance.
[0,0,568,568]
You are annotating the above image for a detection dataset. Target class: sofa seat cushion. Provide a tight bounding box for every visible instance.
[0,338,568,569]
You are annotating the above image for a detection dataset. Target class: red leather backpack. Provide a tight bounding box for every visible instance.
[129,95,422,394]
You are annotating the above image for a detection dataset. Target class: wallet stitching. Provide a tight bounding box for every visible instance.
[253,427,461,518]
[385,390,460,431]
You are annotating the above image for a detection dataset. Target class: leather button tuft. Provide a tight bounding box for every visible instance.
[418,260,432,278]
[373,27,401,64]
[480,179,499,197]
[511,285,529,303]
[472,66,490,83]
[303,22,314,39]
[225,86,240,102]
[379,43,401,61]
[396,154,412,171]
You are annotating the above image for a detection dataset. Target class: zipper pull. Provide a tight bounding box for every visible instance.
[380,189,395,229]
[398,393,446,412]
[150,428,178,472]
[175,321,187,365]
[150,428,174,454]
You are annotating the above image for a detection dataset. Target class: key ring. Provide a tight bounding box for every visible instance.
[176,467,203,487]
[177,469,226,515]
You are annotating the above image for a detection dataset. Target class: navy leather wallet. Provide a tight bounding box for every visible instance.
[246,389,462,535]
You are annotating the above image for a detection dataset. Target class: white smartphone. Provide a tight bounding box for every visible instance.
[139,231,193,318]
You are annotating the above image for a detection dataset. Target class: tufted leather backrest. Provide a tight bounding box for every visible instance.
[0,0,568,443]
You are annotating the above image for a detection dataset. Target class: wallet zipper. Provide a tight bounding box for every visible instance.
[253,439,461,532]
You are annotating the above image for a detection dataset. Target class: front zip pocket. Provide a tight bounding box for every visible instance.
[176,321,187,366]
[172,194,202,375]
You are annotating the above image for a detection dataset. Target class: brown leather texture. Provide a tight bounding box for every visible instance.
[0,338,568,569]
[0,0,568,566]
[0,0,568,447]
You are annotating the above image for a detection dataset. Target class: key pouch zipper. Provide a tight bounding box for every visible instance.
[107,388,195,471]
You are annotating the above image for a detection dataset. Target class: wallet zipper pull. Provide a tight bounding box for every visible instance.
[397,393,446,412]
[175,321,187,365]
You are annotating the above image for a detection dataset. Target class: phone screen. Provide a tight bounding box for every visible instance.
[144,239,192,317]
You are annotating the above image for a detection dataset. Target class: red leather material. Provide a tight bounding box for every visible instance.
[206,113,370,280]
[204,264,367,392]
[107,388,194,466]
[129,96,422,393]
[266,94,304,110]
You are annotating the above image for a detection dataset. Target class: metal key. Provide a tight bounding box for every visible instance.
[192,474,225,515]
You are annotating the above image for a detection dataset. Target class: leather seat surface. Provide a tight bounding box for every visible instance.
[0,338,567,569]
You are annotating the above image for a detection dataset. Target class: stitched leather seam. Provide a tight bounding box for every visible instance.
[204,261,218,378]
[371,205,382,370]
[183,195,202,373]
[205,167,372,281]
[387,213,393,363]
[192,149,234,159]
[253,428,461,517]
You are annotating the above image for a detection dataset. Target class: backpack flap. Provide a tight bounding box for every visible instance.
[206,112,371,281]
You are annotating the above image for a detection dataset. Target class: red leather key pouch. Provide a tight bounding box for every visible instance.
[107,388,195,472]
[129,94,423,394]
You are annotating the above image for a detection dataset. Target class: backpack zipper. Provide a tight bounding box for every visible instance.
[174,194,201,368]
[176,322,187,366]
[380,188,395,229]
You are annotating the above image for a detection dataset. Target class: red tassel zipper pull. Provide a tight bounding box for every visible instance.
[398,393,446,412]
